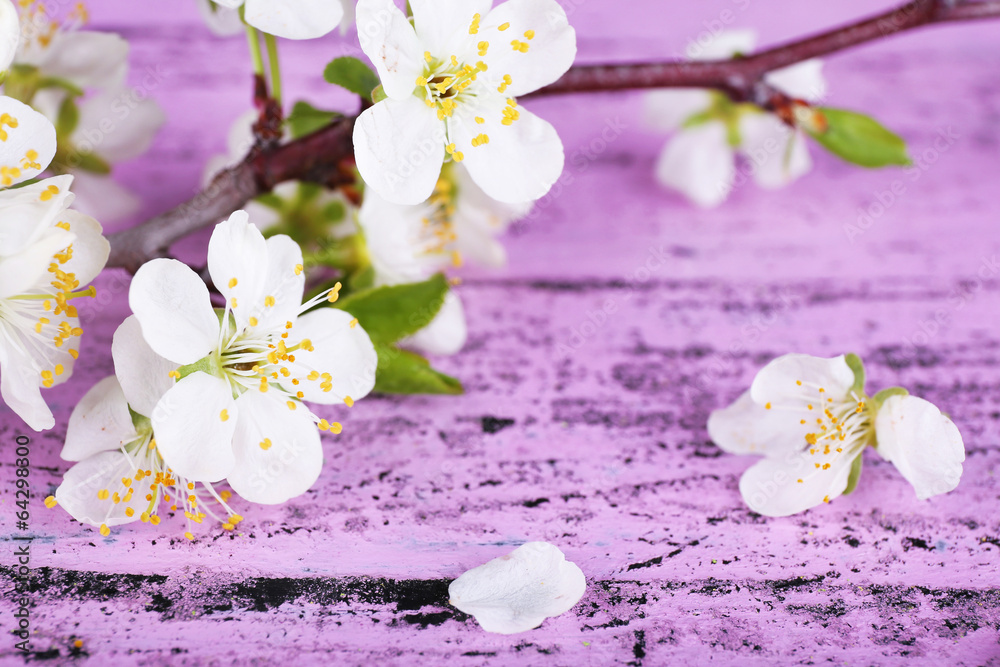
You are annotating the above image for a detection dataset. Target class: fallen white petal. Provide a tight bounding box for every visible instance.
[449,542,586,634]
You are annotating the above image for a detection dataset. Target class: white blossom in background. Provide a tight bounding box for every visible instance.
[33,85,166,221]
[7,1,166,221]
[128,211,377,504]
[449,542,586,634]
[14,2,129,92]
[708,353,965,516]
[358,163,530,355]
[645,29,826,207]
[0,175,109,431]
[0,0,19,71]
[353,0,576,205]
[53,317,246,539]
[213,0,345,40]
[0,95,57,186]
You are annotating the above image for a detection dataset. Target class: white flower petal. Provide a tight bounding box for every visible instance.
[0,227,74,299]
[55,450,141,528]
[244,0,344,40]
[73,88,166,164]
[227,389,323,504]
[112,316,177,418]
[0,338,53,431]
[0,0,18,71]
[766,59,826,102]
[0,175,75,258]
[0,96,57,186]
[476,0,577,97]
[34,31,129,90]
[739,447,857,517]
[353,97,445,205]
[708,390,814,458]
[129,258,221,365]
[250,233,305,331]
[403,290,467,356]
[62,376,136,461]
[685,28,756,61]
[150,372,237,482]
[355,0,424,99]
[289,308,378,404]
[51,209,109,288]
[739,114,812,189]
[655,122,734,208]
[875,395,965,500]
[358,187,439,281]
[452,97,563,203]
[449,542,586,634]
[410,0,492,56]
[208,210,269,328]
[644,89,712,132]
[60,171,141,222]
[750,353,855,406]
[196,0,245,36]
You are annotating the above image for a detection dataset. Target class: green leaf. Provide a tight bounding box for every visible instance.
[56,97,79,137]
[373,343,463,395]
[334,273,449,345]
[286,100,338,139]
[371,85,388,103]
[323,57,381,101]
[871,386,909,412]
[843,453,864,495]
[806,107,911,168]
[844,353,866,395]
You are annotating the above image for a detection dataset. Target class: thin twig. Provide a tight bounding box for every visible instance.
[105,0,1000,272]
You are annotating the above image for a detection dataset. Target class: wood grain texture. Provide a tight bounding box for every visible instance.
[1,1,999,664]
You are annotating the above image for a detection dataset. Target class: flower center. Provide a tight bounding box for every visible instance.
[0,207,96,388]
[765,380,873,488]
[47,430,244,540]
[411,14,535,162]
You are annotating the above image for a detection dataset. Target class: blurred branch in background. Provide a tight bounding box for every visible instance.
[105,0,1000,273]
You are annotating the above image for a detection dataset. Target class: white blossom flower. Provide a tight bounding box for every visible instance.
[128,210,377,503]
[0,0,19,72]
[52,316,246,539]
[353,0,576,205]
[213,0,345,40]
[0,95,57,186]
[358,163,529,355]
[645,29,825,207]
[0,175,109,431]
[708,353,965,516]
[449,542,586,634]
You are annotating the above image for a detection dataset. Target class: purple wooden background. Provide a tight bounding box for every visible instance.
[2,0,999,664]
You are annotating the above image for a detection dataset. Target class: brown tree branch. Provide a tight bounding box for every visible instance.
[105,0,1000,272]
